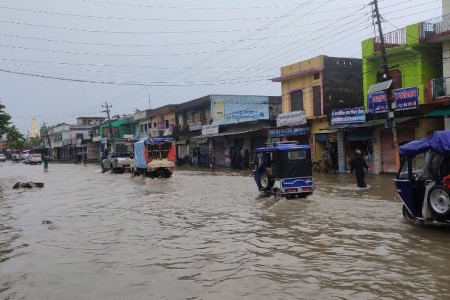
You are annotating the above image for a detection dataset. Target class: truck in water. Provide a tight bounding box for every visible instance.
[130,137,176,178]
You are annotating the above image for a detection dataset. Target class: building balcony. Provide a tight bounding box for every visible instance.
[373,28,406,52]
[427,77,450,103]
[172,124,189,134]
[419,13,450,42]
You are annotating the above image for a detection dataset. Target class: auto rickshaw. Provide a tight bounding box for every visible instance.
[252,141,314,199]
[395,130,450,225]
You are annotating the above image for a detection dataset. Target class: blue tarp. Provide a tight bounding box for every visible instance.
[398,130,450,156]
[134,138,173,168]
[144,137,173,144]
[134,140,147,169]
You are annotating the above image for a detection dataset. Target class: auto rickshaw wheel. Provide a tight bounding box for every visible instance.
[428,185,450,216]
[259,172,273,191]
[402,205,414,221]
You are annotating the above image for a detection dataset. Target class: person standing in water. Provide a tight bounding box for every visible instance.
[43,158,49,172]
[350,149,368,188]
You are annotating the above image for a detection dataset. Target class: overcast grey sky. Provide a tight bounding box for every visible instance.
[0,0,442,135]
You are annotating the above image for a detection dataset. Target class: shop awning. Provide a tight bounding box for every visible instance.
[325,116,416,131]
[422,107,450,118]
[190,124,268,140]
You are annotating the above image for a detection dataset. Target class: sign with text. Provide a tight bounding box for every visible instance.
[276,110,306,127]
[331,107,365,125]
[189,122,202,131]
[211,95,269,125]
[368,86,418,114]
[202,124,219,136]
[269,126,309,138]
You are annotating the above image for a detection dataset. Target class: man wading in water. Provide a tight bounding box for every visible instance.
[350,149,368,188]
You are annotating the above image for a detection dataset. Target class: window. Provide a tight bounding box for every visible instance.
[165,120,169,128]
[288,150,306,160]
[389,69,402,89]
[313,73,320,80]
[290,90,304,111]
[76,133,83,139]
[313,86,322,116]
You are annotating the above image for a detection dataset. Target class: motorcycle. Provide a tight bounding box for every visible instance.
[175,154,193,167]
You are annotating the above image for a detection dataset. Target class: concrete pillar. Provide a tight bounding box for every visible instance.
[337,130,345,172]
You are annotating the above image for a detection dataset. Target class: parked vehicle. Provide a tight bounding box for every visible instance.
[130,137,175,178]
[29,153,42,165]
[175,154,193,167]
[0,154,5,162]
[395,130,450,225]
[21,151,31,161]
[101,151,133,173]
[252,141,314,199]
[12,154,21,162]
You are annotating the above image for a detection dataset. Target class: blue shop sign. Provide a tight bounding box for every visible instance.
[368,86,418,114]
[269,126,310,138]
[331,107,365,125]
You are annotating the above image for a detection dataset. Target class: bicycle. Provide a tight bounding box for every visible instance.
[312,160,323,173]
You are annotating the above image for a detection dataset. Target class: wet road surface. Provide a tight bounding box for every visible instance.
[1,162,450,299]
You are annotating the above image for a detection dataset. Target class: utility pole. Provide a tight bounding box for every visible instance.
[148,94,151,109]
[43,121,51,157]
[372,0,400,170]
[102,102,114,152]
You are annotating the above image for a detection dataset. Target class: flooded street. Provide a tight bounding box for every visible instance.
[1,162,450,299]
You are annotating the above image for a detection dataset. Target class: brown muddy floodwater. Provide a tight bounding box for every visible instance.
[1,162,450,300]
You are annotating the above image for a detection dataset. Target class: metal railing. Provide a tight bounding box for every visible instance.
[374,28,406,50]
[419,13,450,40]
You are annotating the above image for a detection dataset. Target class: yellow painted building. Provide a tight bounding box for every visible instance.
[272,55,364,163]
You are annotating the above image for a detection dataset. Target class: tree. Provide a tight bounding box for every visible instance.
[6,126,26,150]
[0,102,12,139]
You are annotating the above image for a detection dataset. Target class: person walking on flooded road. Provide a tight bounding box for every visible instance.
[350,149,368,188]
[43,158,49,172]
[208,152,217,172]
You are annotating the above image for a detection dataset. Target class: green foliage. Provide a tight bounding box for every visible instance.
[25,136,44,148]
[6,126,25,150]
[0,102,26,150]
[0,102,12,139]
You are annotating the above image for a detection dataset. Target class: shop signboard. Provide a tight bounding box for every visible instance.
[211,95,269,125]
[202,124,219,136]
[189,122,202,131]
[331,107,365,125]
[368,86,418,114]
[276,110,306,127]
[269,126,309,138]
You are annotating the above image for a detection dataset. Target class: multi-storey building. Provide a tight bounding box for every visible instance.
[272,55,363,171]
[361,1,450,173]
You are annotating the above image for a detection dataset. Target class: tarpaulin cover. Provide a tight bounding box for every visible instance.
[398,130,450,156]
[144,137,173,144]
[133,140,148,169]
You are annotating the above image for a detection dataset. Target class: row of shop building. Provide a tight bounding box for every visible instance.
[44,7,450,174]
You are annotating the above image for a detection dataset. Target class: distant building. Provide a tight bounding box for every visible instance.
[29,117,40,138]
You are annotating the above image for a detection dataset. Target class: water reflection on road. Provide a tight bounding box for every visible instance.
[1,162,450,299]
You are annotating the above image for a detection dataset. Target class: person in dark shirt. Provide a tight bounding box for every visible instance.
[350,149,369,188]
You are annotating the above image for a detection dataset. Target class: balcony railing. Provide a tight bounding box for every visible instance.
[374,28,406,51]
[420,13,450,40]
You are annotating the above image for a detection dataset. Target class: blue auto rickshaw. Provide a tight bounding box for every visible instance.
[395,130,450,225]
[252,141,314,199]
